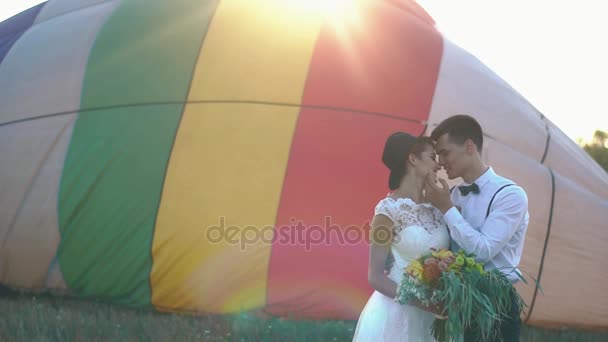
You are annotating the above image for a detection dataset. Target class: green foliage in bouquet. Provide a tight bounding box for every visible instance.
[395,249,529,342]
[431,268,524,342]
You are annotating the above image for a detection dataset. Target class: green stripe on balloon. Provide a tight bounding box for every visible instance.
[57,0,219,306]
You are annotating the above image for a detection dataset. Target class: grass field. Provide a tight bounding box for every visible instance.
[1,293,606,341]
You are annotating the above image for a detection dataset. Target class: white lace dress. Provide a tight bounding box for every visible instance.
[352,197,451,342]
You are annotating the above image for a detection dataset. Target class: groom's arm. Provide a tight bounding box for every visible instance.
[443,187,528,263]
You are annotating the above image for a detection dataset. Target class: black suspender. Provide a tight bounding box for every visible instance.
[486,184,516,218]
[451,182,517,218]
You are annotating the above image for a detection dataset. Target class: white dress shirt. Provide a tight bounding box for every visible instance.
[443,167,529,282]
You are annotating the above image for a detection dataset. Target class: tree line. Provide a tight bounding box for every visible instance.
[582,130,608,172]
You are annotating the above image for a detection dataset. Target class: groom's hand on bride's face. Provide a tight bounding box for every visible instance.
[424,173,453,214]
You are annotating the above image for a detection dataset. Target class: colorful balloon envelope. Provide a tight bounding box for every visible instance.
[1,0,606,329]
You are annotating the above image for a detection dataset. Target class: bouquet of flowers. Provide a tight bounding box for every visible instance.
[395,248,525,342]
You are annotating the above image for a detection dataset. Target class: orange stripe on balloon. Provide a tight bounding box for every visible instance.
[266,1,442,319]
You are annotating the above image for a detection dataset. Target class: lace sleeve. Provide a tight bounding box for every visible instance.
[374,199,395,222]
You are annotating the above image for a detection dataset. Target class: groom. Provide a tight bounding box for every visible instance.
[424,115,529,342]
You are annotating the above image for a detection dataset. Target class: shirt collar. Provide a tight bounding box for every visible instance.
[465,167,495,188]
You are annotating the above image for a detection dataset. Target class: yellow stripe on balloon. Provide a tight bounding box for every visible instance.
[151,103,300,313]
[151,0,324,313]
[187,0,325,103]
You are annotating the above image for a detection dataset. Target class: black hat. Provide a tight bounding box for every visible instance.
[382,132,418,190]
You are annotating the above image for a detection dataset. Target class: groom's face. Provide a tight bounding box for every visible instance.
[435,133,467,180]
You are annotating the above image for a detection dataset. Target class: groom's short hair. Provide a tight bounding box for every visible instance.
[430,115,483,152]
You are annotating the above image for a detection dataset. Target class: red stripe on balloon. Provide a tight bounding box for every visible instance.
[266,2,442,319]
[266,111,422,319]
[298,1,442,121]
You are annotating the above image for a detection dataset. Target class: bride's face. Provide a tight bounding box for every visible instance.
[411,144,439,179]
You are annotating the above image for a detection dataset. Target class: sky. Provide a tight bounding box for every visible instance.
[1,0,606,143]
[417,0,607,144]
[0,0,45,22]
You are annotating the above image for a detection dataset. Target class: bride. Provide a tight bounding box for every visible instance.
[352,132,451,341]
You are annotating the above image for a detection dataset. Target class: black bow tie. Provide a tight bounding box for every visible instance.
[458,183,480,196]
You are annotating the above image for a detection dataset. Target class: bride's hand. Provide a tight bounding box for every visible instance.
[424,303,447,319]
[410,299,447,317]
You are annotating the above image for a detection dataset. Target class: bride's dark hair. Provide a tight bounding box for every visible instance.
[382,133,434,190]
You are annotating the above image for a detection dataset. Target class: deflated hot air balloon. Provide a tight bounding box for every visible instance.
[0,0,606,329]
